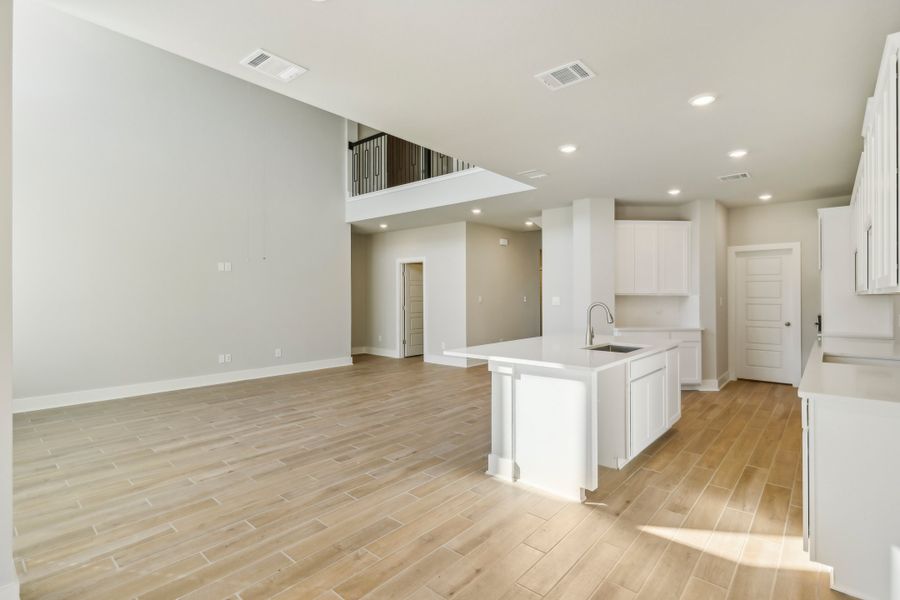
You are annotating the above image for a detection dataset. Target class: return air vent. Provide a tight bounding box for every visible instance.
[240,49,307,82]
[517,169,549,179]
[717,172,751,182]
[534,61,595,91]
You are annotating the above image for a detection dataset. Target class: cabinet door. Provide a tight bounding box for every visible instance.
[633,223,659,294]
[665,349,681,426]
[628,368,667,457]
[615,222,635,294]
[657,222,691,294]
[677,341,701,384]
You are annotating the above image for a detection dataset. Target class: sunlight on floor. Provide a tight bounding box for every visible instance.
[640,525,831,573]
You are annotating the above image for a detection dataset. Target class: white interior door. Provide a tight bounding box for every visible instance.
[402,263,424,357]
[732,246,800,385]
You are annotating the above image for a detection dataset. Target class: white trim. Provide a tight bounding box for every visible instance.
[728,242,802,386]
[13,357,353,414]
[425,354,469,368]
[397,257,426,359]
[0,577,18,600]
[683,378,720,392]
[361,346,400,358]
[717,370,732,390]
[351,346,367,355]
[346,167,483,202]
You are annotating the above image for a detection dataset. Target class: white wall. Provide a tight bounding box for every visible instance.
[0,0,16,595]
[572,198,617,336]
[465,223,541,346]
[351,233,369,350]
[727,196,849,368]
[541,206,574,335]
[715,201,729,381]
[12,2,351,404]
[364,222,467,362]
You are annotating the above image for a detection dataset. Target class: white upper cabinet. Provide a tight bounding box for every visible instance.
[852,35,899,295]
[615,220,691,296]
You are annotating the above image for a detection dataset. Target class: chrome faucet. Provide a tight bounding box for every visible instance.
[585,302,615,346]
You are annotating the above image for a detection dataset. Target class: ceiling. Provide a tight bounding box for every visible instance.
[40,0,900,231]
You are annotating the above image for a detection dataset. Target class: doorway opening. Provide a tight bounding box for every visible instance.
[728,243,801,386]
[400,261,424,358]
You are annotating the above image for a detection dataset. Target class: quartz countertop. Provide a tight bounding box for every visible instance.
[798,336,900,405]
[613,326,703,332]
[445,333,678,372]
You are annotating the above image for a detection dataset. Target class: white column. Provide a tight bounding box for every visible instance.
[571,198,616,337]
[0,0,17,597]
[486,363,515,480]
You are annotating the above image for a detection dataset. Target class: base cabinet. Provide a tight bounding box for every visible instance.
[615,329,702,386]
[802,394,900,600]
[628,368,666,457]
[626,349,681,460]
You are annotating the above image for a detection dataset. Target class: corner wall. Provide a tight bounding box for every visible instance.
[364,222,467,362]
[465,223,541,346]
[0,0,15,594]
[12,2,351,408]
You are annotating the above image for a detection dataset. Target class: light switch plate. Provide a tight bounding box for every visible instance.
[552,296,561,306]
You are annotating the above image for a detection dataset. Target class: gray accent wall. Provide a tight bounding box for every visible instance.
[12,2,351,401]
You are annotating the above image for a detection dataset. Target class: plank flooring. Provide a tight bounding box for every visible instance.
[12,355,854,599]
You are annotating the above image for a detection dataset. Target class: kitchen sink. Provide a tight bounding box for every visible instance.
[589,344,642,354]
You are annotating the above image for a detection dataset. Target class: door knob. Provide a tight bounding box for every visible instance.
[785,322,791,327]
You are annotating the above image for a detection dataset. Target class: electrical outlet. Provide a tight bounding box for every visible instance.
[441,341,446,350]
[224,354,232,363]
[523,296,527,303]
[218,354,225,364]
[477,295,483,304]
[378,335,382,342]
[217,262,225,272]
[274,348,282,358]
[224,262,232,272]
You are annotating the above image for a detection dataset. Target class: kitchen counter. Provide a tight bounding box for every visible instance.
[446,333,680,501]
[613,326,703,332]
[798,335,900,599]
[798,335,900,405]
[445,333,677,372]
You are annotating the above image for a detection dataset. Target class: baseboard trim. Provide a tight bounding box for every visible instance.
[351,346,367,355]
[0,571,19,600]
[356,346,399,358]
[13,357,354,414]
[717,370,732,391]
[424,354,469,368]
[694,378,720,392]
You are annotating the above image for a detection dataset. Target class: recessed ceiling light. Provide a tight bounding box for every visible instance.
[471,208,482,215]
[558,144,577,154]
[759,193,773,201]
[668,188,681,196]
[728,149,748,159]
[689,94,717,107]
[525,221,534,227]
[379,223,388,229]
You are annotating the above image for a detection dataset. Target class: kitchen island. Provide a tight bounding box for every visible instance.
[446,333,680,501]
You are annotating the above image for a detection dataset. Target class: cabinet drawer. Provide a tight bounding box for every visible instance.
[629,351,666,381]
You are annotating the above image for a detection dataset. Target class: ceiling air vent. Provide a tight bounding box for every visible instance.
[240,49,307,82]
[534,61,595,91]
[717,172,751,182]
[517,169,548,179]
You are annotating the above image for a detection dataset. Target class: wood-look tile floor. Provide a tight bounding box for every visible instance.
[13,355,854,600]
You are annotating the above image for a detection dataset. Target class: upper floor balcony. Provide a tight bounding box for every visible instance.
[345,125,533,224]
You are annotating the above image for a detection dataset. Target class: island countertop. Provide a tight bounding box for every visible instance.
[445,333,678,372]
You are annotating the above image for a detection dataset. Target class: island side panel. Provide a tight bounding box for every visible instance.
[487,363,515,480]
[596,363,627,469]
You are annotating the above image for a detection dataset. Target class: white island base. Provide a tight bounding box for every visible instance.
[447,334,681,502]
